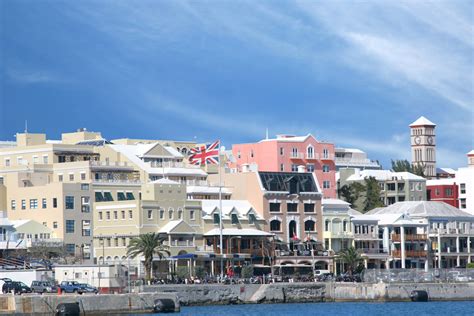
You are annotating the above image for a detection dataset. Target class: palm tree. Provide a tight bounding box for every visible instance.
[127,233,170,283]
[338,247,364,276]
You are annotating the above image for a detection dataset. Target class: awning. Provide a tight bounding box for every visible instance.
[170,254,198,260]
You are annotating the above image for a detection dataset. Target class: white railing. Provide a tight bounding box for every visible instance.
[290,153,305,159]
[93,178,141,184]
[170,240,195,247]
[181,179,209,186]
[149,161,201,169]
[90,161,130,167]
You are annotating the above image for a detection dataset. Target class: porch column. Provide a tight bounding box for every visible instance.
[468,236,471,263]
[400,226,406,269]
[456,236,461,267]
[364,259,368,269]
[437,233,442,268]
[211,260,215,276]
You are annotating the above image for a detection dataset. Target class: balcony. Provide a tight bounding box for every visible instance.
[391,250,427,258]
[93,178,141,184]
[275,249,331,257]
[90,160,134,170]
[430,228,472,235]
[149,161,201,169]
[354,233,380,240]
[169,240,195,247]
[290,153,305,160]
[391,234,427,242]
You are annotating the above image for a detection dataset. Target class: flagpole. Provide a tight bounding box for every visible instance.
[218,140,224,281]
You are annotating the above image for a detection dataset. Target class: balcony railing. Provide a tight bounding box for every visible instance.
[90,161,130,168]
[169,240,195,247]
[391,234,427,242]
[354,233,379,239]
[149,161,201,169]
[431,228,472,235]
[392,250,427,258]
[290,153,335,160]
[290,153,305,159]
[357,248,389,255]
[93,178,141,184]
[275,249,331,257]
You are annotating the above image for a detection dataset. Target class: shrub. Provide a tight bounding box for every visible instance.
[194,266,206,279]
[241,265,254,279]
[467,263,474,269]
[176,266,189,279]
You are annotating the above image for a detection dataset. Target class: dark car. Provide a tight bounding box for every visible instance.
[31,281,57,294]
[78,283,98,294]
[2,281,32,295]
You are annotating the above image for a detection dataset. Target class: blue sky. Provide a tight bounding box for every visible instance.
[1,0,473,169]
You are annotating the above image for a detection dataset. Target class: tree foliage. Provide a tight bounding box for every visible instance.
[241,265,254,279]
[338,182,365,207]
[391,159,425,177]
[363,176,384,212]
[126,233,170,282]
[338,247,364,275]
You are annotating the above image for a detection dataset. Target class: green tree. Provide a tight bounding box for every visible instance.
[194,266,206,279]
[363,176,384,212]
[338,247,364,275]
[126,233,170,283]
[339,183,366,208]
[176,266,190,279]
[241,265,254,279]
[391,159,425,177]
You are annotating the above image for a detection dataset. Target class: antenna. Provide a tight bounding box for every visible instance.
[24,120,28,133]
[265,128,269,140]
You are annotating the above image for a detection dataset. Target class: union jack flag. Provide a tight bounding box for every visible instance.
[188,140,220,165]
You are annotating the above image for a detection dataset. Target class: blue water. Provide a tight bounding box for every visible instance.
[130,301,474,316]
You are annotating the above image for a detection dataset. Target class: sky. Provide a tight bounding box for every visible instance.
[1,0,473,169]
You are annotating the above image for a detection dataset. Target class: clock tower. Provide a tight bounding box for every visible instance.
[410,116,436,178]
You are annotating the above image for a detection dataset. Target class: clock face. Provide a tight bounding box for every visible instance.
[427,136,434,145]
[414,136,421,145]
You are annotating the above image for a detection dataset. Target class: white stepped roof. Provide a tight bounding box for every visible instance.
[467,150,474,155]
[346,169,424,181]
[367,201,473,219]
[409,116,436,127]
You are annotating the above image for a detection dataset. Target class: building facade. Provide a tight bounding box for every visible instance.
[427,179,459,208]
[231,134,336,198]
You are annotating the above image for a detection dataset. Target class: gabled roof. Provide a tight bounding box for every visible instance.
[159,220,196,234]
[409,116,436,127]
[201,200,262,219]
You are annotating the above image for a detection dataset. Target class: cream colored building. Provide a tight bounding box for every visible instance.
[322,199,358,252]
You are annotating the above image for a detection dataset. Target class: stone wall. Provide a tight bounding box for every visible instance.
[0,292,179,315]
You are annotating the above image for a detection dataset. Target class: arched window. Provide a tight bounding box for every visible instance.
[181,148,187,155]
[343,220,347,232]
[270,220,281,231]
[168,208,174,219]
[307,146,314,159]
[305,220,315,232]
[177,208,183,220]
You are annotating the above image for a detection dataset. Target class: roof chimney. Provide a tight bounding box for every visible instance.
[297,165,306,173]
[241,163,250,173]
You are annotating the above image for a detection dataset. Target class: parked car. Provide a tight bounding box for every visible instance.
[78,283,98,294]
[31,281,57,294]
[414,272,434,283]
[59,281,84,294]
[0,278,12,294]
[2,281,32,295]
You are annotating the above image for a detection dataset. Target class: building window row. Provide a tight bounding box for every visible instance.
[11,198,58,210]
[98,209,134,221]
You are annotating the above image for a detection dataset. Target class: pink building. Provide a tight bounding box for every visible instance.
[231,134,336,198]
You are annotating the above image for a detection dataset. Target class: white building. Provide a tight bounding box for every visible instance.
[455,150,474,215]
[334,148,381,170]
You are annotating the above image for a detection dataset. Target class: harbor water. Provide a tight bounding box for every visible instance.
[129,301,474,316]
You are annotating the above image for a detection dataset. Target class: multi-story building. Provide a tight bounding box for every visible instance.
[410,116,437,178]
[338,168,426,210]
[210,169,333,272]
[230,134,336,198]
[455,151,474,215]
[363,201,474,269]
[427,179,459,208]
[322,199,358,253]
[334,148,381,170]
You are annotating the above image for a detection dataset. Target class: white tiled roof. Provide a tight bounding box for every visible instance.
[259,134,313,143]
[409,116,436,127]
[367,201,473,218]
[322,198,350,206]
[187,185,231,195]
[200,199,262,219]
[110,144,207,177]
[346,169,425,182]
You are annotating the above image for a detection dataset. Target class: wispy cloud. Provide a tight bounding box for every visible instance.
[6,68,60,84]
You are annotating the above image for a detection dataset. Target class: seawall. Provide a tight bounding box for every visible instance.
[143,282,474,305]
[0,292,179,315]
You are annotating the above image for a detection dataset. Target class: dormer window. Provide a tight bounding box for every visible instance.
[231,213,239,225]
[249,213,256,225]
[213,213,220,225]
